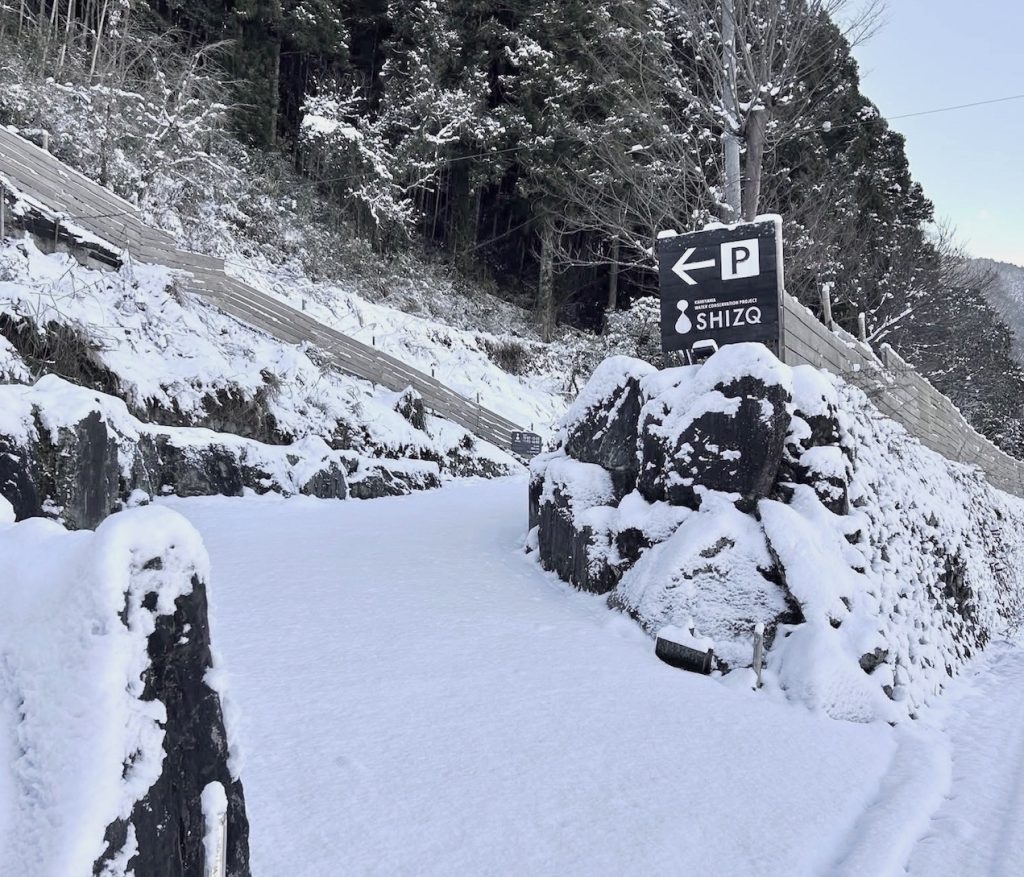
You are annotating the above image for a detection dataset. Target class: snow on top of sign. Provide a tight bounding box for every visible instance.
[701,213,783,234]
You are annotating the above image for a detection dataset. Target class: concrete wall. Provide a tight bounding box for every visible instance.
[780,292,1024,498]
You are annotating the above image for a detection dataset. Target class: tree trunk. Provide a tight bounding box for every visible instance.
[741,107,768,222]
[537,216,556,343]
[604,234,620,332]
[266,35,281,146]
[719,0,741,222]
[447,154,476,270]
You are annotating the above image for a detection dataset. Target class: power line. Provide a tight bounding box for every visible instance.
[888,93,1024,121]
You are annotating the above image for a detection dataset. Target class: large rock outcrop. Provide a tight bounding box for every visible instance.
[0,504,249,876]
[529,345,1024,722]
[0,376,461,529]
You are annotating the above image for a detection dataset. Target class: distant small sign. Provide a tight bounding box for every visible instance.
[511,431,543,457]
[657,217,784,359]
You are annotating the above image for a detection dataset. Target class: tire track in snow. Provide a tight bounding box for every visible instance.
[824,723,952,877]
[904,644,1024,877]
[825,643,1024,877]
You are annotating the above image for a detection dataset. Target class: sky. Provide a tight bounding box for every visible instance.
[850,1,1024,267]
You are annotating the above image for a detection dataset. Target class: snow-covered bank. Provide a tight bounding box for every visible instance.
[530,347,1024,722]
[0,236,526,527]
[0,237,532,465]
[0,235,565,447]
[167,479,905,876]
[0,502,247,876]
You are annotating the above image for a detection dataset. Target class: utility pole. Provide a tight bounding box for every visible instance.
[721,0,742,223]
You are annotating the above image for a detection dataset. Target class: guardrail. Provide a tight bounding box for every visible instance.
[781,292,1024,497]
[0,126,523,450]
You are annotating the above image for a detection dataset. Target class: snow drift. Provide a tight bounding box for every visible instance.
[529,345,1024,721]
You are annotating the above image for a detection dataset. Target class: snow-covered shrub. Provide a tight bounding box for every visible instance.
[483,338,532,375]
[529,345,1024,722]
[604,296,664,364]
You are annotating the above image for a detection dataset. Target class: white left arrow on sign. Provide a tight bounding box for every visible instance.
[672,247,716,286]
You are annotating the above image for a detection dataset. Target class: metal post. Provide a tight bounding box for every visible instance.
[0,182,5,242]
[206,809,227,877]
[752,623,764,689]
[721,0,741,221]
[819,283,833,329]
[41,131,49,152]
[857,312,867,342]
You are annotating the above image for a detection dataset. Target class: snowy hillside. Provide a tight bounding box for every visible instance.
[0,236,550,523]
[0,237,566,445]
[978,257,1024,362]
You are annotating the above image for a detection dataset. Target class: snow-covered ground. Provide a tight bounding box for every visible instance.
[224,254,567,433]
[164,477,1024,876]
[0,237,529,470]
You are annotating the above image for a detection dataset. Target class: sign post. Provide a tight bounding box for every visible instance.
[657,217,784,361]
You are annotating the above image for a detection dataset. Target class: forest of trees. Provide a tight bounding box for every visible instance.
[2,0,1024,453]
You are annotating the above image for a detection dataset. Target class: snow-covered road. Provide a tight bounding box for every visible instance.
[167,477,1024,876]
[904,644,1024,876]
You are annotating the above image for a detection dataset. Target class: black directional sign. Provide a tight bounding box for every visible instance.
[657,217,784,358]
[510,431,543,457]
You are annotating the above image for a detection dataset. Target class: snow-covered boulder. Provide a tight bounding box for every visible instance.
[0,377,485,528]
[530,345,1024,722]
[776,366,849,514]
[637,345,792,511]
[612,496,798,669]
[0,389,122,528]
[561,356,657,499]
[529,454,619,592]
[0,506,249,876]
[347,457,442,499]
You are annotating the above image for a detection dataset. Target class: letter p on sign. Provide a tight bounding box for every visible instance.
[721,238,760,280]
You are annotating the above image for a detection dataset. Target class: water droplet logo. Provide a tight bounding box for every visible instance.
[675,300,692,334]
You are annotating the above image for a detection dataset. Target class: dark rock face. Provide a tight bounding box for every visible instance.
[564,374,647,499]
[777,400,850,515]
[94,570,250,877]
[15,409,122,530]
[395,387,427,432]
[534,484,620,594]
[348,461,442,500]
[0,413,353,529]
[299,462,348,499]
[0,435,41,520]
[138,435,248,499]
[143,384,286,446]
[638,374,791,511]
